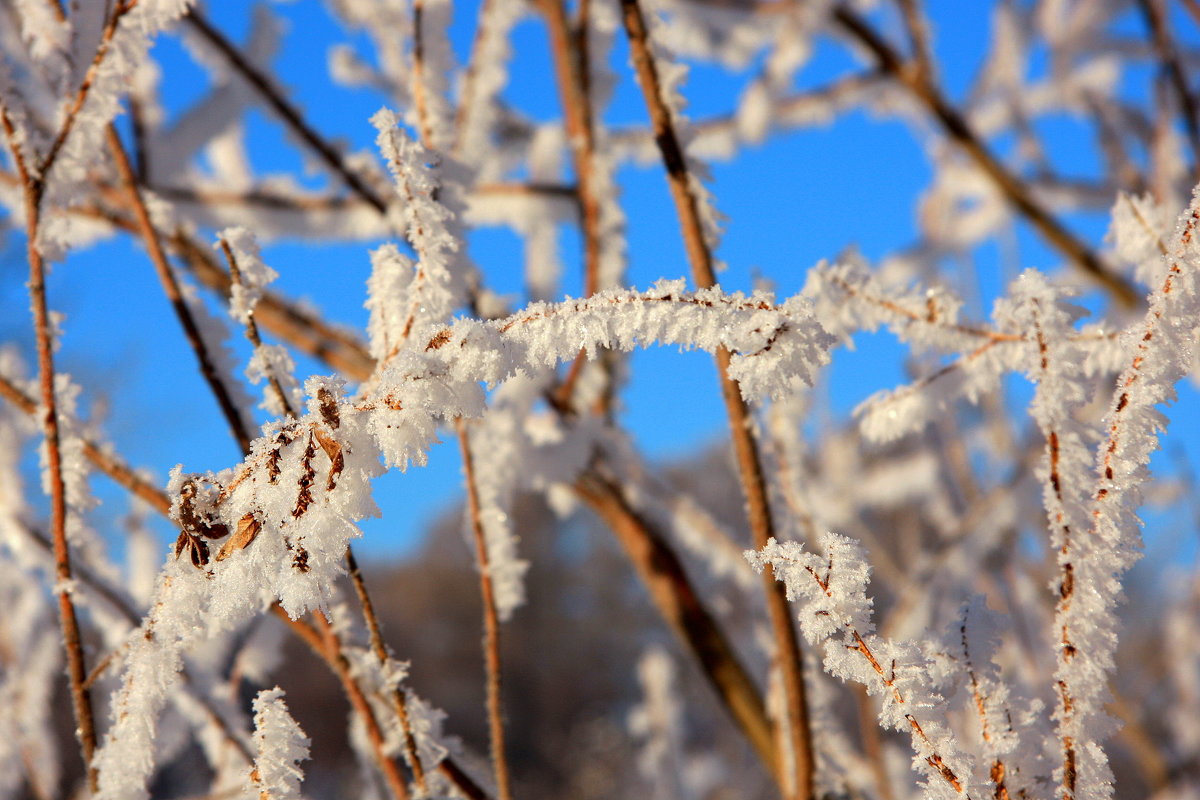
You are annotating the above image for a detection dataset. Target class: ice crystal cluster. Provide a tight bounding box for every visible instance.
[1,1,1199,800]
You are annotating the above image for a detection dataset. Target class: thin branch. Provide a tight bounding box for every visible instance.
[345,549,429,794]
[616,1,815,795]
[829,5,1139,307]
[538,0,603,297]
[220,236,429,793]
[455,418,514,800]
[1137,0,1200,178]
[184,10,390,214]
[277,607,411,800]
[0,343,485,800]
[410,0,439,149]
[538,0,609,408]
[37,0,138,177]
[0,372,171,514]
[895,0,934,82]
[108,127,254,454]
[2,107,100,794]
[769,548,971,797]
[575,471,782,783]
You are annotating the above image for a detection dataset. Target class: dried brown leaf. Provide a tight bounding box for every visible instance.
[215,513,262,561]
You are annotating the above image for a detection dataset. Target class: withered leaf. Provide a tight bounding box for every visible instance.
[313,428,345,491]
[318,386,340,429]
[174,531,209,568]
[215,513,262,561]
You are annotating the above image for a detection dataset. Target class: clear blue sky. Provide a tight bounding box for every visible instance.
[3,1,1197,564]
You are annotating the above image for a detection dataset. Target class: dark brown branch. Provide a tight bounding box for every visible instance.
[575,471,781,783]
[278,608,411,800]
[616,0,815,795]
[830,5,1139,307]
[184,10,390,214]
[108,127,254,455]
[1137,0,1200,178]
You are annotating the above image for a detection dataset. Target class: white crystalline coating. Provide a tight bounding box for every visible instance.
[94,563,212,800]
[1056,187,1200,800]
[735,80,772,145]
[250,688,310,800]
[365,243,418,361]
[246,344,302,418]
[218,226,279,325]
[463,402,531,622]
[29,0,194,262]
[747,534,874,644]
[628,646,684,784]
[748,533,986,799]
[0,548,62,800]
[454,0,525,177]
[1107,193,1175,286]
[406,282,835,402]
[370,111,464,347]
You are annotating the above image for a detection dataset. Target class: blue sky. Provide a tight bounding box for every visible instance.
[3,1,1198,564]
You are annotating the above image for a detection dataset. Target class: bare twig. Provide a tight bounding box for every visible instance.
[538,0,611,409]
[616,0,815,794]
[829,5,1139,307]
[455,418,514,800]
[278,608,412,800]
[108,127,254,454]
[184,10,390,214]
[2,107,100,794]
[1137,0,1200,178]
[575,471,781,783]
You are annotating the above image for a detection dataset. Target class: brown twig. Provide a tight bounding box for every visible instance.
[538,0,603,297]
[895,0,933,82]
[773,548,970,797]
[1136,0,1200,178]
[615,0,815,795]
[538,0,609,409]
[0,373,171,514]
[108,127,254,455]
[0,327,488,800]
[410,0,439,149]
[36,0,138,179]
[829,5,1139,307]
[168,227,378,380]
[455,418,514,800]
[1,107,100,794]
[345,549,429,794]
[957,605,1012,800]
[1027,298,1081,800]
[43,151,796,789]
[184,10,390,214]
[277,607,411,800]
[219,239,430,793]
[575,471,781,783]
